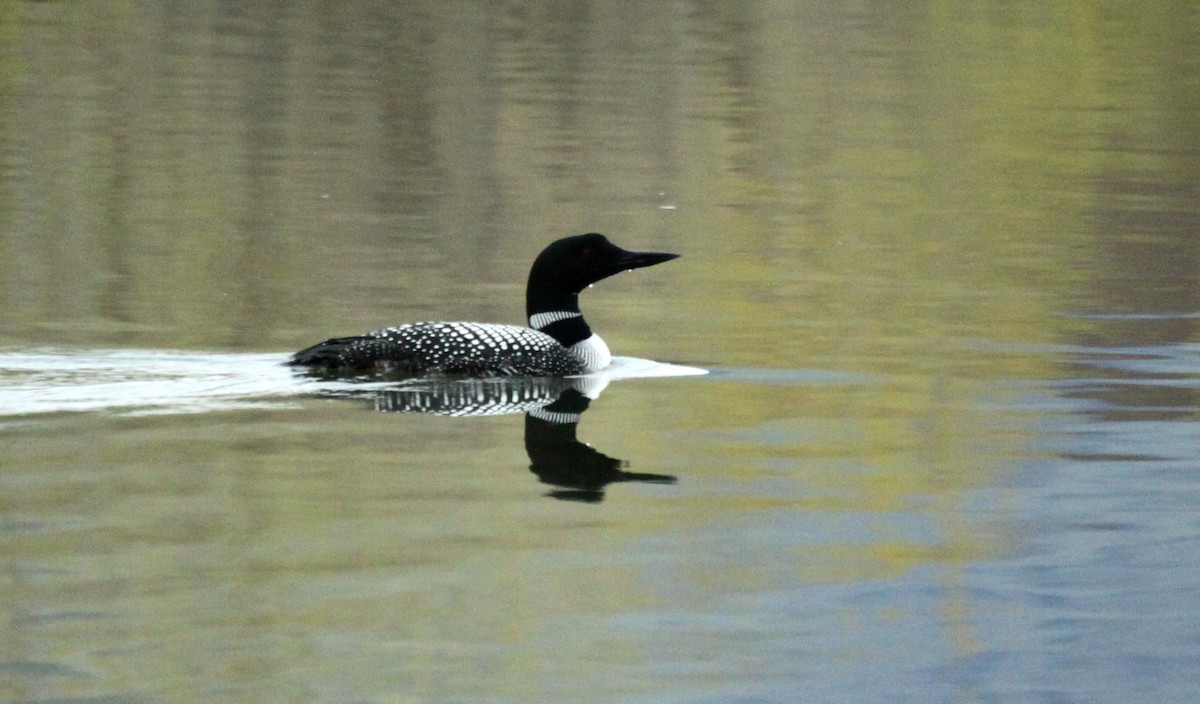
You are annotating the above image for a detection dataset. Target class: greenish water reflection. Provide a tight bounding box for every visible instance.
[2,2,1199,703]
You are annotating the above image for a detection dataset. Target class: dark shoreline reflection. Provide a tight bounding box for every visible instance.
[313,376,676,502]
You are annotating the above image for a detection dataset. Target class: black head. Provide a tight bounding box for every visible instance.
[525,233,679,316]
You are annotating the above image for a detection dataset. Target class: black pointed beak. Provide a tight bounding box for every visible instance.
[612,249,679,274]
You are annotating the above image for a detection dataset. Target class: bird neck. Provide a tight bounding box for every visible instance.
[528,304,591,348]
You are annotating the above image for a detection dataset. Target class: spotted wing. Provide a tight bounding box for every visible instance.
[289,322,583,377]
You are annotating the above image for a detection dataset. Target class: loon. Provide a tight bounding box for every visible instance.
[287,233,679,376]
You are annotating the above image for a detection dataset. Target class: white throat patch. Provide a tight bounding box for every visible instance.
[569,334,612,372]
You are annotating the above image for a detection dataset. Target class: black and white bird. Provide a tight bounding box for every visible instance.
[287,233,679,377]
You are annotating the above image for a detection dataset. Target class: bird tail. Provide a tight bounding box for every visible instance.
[286,336,369,367]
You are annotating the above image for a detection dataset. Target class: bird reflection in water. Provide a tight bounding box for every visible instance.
[523,387,675,502]
[343,376,676,502]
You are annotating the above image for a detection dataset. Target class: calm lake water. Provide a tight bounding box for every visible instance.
[3,3,1200,703]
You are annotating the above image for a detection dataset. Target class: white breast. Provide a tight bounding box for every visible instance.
[569,334,612,372]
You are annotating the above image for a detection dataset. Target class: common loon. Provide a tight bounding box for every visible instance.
[287,233,679,376]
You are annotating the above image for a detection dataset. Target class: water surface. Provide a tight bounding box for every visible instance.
[2,2,1199,703]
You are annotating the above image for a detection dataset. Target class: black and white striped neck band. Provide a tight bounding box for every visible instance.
[529,407,583,424]
[529,311,582,330]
